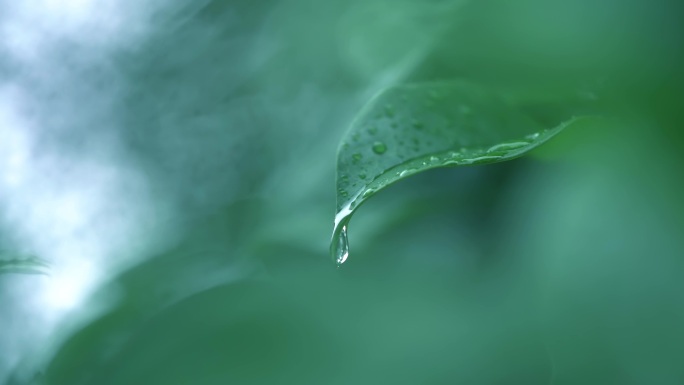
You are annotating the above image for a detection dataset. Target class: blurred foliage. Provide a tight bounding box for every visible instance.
[3,0,684,384]
[0,254,49,276]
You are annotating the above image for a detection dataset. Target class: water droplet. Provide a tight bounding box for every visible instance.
[429,156,439,163]
[331,223,349,265]
[467,155,503,163]
[372,141,387,154]
[526,132,541,140]
[352,133,360,142]
[411,119,423,130]
[362,188,375,199]
[399,170,411,177]
[352,153,363,163]
[368,126,378,135]
[342,143,350,150]
[487,141,530,153]
[359,172,367,179]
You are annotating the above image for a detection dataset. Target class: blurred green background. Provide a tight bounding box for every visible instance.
[1,0,683,384]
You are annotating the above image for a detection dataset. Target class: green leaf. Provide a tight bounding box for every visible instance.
[332,80,579,265]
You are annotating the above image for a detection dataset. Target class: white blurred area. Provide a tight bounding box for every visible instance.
[0,0,170,378]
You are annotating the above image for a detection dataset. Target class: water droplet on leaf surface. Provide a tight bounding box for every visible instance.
[372,141,387,154]
[487,141,530,153]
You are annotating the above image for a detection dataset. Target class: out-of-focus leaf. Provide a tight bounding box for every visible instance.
[0,253,49,276]
[332,80,580,264]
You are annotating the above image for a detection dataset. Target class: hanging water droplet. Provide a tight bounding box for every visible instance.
[331,223,349,265]
[372,141,387,154]
[331,203,356,266]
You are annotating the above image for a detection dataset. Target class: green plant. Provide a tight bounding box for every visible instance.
[331,80,587,264]
[2,1,683,384]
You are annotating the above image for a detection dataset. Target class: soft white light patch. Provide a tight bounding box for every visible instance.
[1,0,133,60]
[0,0,180,377]
[0,85,141,373]
[0,105,31,190]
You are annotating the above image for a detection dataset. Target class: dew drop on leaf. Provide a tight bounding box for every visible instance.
[487,141,530,153]
[372,141,387,154]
